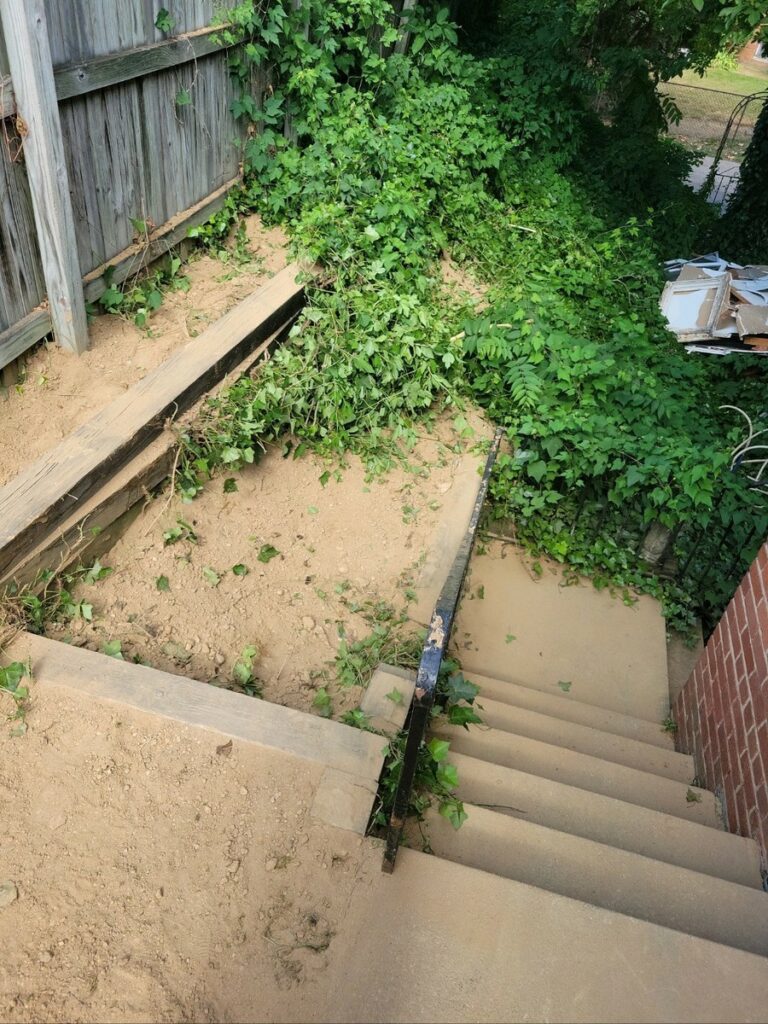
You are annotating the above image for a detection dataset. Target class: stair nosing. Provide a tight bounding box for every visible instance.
[427,802,768,956]
[472,693,693,782]
[466,669,674,749]
[434,721,719,827]
[449,749,762,888]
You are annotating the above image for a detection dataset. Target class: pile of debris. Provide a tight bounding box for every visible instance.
[661,253,768,356]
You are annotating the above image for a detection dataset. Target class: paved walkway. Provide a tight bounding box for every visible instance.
[688,155,741,206]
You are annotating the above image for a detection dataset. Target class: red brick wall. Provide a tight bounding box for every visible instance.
[673,543,768,868]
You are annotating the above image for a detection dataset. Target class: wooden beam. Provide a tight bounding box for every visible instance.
[394,0,417,54]
[0,0,89,354]
[0,264,306,580]
[54,25,231,102]
[0,314,298,590]
[0,26,233,117]
[0,307,52,372]
[0,73,15,118]
[82,176,240,302]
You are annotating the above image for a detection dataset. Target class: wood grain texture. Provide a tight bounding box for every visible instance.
[82,176,239,301]
[0,308,51,371]
[54,26,229,100]
[0,138,47,334]
[0,313,297,586]
[0,0,88,353]
[12,632,384,779]
[0,264,306,579]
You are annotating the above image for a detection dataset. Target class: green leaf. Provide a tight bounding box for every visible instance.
[427,738,450,763]
[257,544,280,563]
[385,687,404,705]
[82,559,112,584]
[557,680,572,692]
[103,639,123,660]
[307,505,319,515]
[447,705,482,728]
[439,798,468,829]
[444,672,480,704]
[232,563,249,576]
[175,87,192,107]
[155,8,174,33]
[436,761,459,789]
[202,566,221,586]
[312,687,332,717]
[156,575,170,592]
[505,634,516,644]
[223,477,238,493]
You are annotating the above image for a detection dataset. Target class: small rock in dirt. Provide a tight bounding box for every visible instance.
[214,653,225,666]
[0,881,18,908]
[301,616,315,631]
[227,860,241,875]
[265,858,277,871]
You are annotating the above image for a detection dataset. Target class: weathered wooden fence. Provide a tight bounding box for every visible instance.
[0,0,244,370]
[0,0,425,373]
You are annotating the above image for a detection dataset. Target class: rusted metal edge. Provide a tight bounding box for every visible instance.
[381,426,504,873]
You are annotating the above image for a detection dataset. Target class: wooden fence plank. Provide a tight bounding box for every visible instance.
[0,0,89,354]
[82,175,239,301]
[0,309,51,372]
[54,26,230,101]
[0,264,307,579]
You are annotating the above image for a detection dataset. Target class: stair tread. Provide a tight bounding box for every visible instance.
[434,721,721,827]
[472,694,693,782]
[450,750,762,888]
[425,803,768,956]
[467,670,675,749]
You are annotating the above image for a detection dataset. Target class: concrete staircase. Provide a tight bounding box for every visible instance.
[420,544,768,962]
[427,657,768,958]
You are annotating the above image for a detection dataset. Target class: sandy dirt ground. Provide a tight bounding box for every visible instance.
[43,414,489,720]
[0,215,287,486]
[0,682,381,1024]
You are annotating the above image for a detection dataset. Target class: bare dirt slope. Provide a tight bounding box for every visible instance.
[43,413,491,719]
[0,215,287,487]
[0,681,378,1024]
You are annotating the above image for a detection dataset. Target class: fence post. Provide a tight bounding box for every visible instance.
[394,0,417,54]
[0,0,89,355]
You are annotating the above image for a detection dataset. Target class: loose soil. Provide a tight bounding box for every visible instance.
[43,413,490,720]
[0,681,380,1024]
[0,215,287,487]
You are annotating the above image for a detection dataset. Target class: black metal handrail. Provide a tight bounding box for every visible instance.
[382,427,503,873]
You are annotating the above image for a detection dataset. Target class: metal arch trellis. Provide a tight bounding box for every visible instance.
[702,89,768,206]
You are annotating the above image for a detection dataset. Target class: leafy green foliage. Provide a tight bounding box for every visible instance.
[155,7,174,33]
[97,255,189,328]
[232,644,262,696]
[0,660,31,735]
[173,0,767,632]
[719,95,768,262]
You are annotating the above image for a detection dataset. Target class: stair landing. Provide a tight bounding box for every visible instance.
[455,542,670,722]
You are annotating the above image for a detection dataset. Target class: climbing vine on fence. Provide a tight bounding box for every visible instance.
[176,0,768,632]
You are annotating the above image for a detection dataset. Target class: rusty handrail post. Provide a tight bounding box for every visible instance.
[382,427,503,873]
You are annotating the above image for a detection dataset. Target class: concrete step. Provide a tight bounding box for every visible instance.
[333,846,768,1024]
[467,669,674,749]
[451,751,762,888]
[470,695,693,782]
[454,544,670,722]
[433,722,720,827]
[425,804,768,956]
